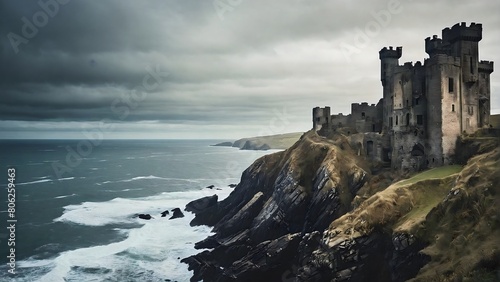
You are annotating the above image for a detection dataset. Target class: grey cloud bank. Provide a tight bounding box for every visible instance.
[1,0,498,139]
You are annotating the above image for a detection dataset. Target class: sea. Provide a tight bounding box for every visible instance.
[0,139,277,282]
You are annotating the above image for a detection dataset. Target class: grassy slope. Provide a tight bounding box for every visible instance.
[326,166,462,241]
[324,144,499,281]
[232,132,303,150]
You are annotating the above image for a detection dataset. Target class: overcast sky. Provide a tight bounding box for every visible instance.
[1,0,499,139]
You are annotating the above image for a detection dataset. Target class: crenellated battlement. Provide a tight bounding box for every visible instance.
[425,35,448,56]
[425,54,460,67]
[442,22,482,43]
[315,23,493,172]
[379,46,402,59]
[479,60,494,73]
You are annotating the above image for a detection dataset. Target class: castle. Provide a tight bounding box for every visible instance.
[313,22,494,171]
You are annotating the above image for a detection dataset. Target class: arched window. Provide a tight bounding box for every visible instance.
[411,144,424,156]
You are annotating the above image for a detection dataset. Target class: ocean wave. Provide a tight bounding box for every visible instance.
[36,175,52,179]
[37,188,237,282]
[58,177,75,181]
[118,175,167,182]
[54,194,77,199]
[54,187,233,227]
[17,179,53,186]
[28,162,45,166]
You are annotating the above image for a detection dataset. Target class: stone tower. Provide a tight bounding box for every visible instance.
[313,23,493,172]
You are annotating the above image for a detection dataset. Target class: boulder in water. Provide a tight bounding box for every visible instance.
[169,208,185,219]
[138,214,152,220]
[185,195,218,214]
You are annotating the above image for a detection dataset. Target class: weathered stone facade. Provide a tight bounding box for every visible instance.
[314,23,494,172]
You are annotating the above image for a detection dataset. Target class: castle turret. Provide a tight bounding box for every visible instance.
[313,106,331,131]
[379,46,402,132]
[425,35,447,57]
[443,22,482,83]
[379,46,402,87]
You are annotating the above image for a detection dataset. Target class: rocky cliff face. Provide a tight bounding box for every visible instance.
[182,131,500,281]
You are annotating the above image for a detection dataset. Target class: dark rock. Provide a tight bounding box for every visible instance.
[161,210,170,217]
[194,235,220,249]
[169,208,184,220]
[185,195,218,214]
[206,185,215,189]
[137,214,152,220]
[228,184,238,188]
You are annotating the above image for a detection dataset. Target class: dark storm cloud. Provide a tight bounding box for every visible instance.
[0,0,499,138]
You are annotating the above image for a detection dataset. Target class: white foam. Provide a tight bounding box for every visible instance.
[54,194,77,199]
[58,177,75,181]
[54,187,232,227]
[17,179,53,186]
[32,188,234,281]
[118,175,165,182]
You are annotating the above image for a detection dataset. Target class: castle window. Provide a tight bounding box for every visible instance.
[316,117,321,122]
[395,115,398,125]
[417,115,423,125]
[406,113,410,126]
[470,57,474,74]
[415,98,420,105]
[448,77,454,93]
[452,104,455,112]
[406,99,409,107]
[362,112,365,118]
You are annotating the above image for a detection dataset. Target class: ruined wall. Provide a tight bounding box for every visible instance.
[441,60,462,164]
[424,56,444,167]
[313,107,331,131]
[348,132,386,163]
[351,102,380,133]
[330,113,351,130]
[478,61,494,127]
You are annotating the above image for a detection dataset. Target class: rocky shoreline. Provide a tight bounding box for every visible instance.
[183,131,500,281]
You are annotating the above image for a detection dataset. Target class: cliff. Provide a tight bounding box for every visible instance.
[213,132,303,150]
[183,131,500,281]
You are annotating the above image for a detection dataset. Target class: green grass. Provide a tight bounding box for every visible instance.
[397,165,463,187]
[393,165,463,232]
[234,132,303,149]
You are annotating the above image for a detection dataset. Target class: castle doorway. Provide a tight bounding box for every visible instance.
[411,143,426,170]
[367,141,374,157]
[411,144,424,156]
